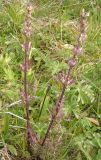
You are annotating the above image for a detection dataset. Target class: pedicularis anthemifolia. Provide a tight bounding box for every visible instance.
[20,3,37,149]
[41,9,89,146]
[21,4,89,150]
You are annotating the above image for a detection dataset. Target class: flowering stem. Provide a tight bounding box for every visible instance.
[24,38,30,147]
[21,3,35,148]
[41,9,89,146]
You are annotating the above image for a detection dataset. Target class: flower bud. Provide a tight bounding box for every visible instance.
[67,78,75,85]
[27,4,33,13]
[80,33,87,43]
[68,59,76,67]
[20,64,25,72]
[72,46,83,55]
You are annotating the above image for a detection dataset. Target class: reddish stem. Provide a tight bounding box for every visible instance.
[24,40,30,147]
[41,10,88,146]
[41,67,72,146]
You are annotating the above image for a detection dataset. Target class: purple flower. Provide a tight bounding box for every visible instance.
[68,59,76,67]
[72,46,83,55]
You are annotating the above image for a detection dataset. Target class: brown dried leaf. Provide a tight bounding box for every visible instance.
[86,117,100,126]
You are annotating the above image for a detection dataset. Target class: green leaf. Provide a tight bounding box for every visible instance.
[3,114,9,135]
[93,133,101,148]
[95,149,101,160]
[7,144,17,156]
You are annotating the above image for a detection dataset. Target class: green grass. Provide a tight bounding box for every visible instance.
[0,0,101,159]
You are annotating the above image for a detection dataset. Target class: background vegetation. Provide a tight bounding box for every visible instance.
[0,0,101,159]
